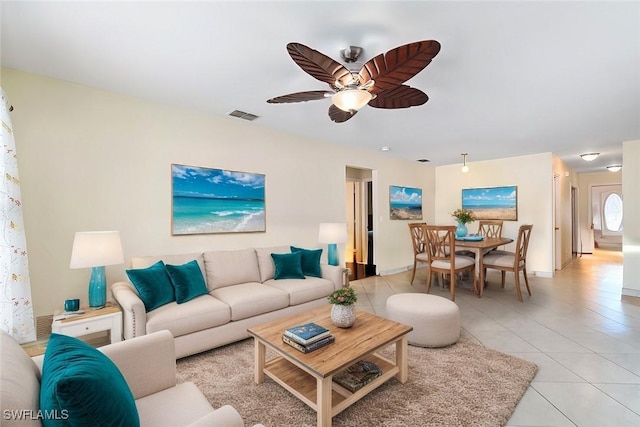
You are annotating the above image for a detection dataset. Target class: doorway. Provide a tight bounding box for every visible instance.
[346,167,376,280]
[591,184,623,251]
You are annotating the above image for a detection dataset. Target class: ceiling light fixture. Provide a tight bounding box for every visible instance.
[580,152,600,161]
[381,146,390,152]
[332,89,373,112]
[461,152,469,173]
[606,165,622,172]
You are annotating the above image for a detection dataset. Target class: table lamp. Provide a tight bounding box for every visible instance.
[70,231,124,309]
[318,223,348,266]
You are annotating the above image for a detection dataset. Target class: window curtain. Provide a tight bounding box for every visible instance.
[1,87,36,343]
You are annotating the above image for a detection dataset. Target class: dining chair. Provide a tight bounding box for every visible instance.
[408,222,427,284]
[481,224,533,302]
[423,225,476,301]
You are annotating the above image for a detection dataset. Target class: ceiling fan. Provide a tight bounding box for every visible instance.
[267,40,441,123]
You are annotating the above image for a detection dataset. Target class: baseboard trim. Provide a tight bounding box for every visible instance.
[379,265,416,276]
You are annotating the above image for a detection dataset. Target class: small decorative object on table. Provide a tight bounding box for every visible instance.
[333,360,382,392]
[328,287,357,328]
[283,322,334,353]
[451,208,475,238]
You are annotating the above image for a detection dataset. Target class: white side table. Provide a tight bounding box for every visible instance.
[52,303,122,344]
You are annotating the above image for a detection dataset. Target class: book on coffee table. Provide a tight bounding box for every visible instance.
[284,322,330,345]
[332,360,382,392]
[282,334,335,353]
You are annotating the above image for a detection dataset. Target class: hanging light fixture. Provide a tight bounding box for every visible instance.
[580,153,600,161]
[332,89,373,112]
[461,152,469,173]
[606,165,622,172]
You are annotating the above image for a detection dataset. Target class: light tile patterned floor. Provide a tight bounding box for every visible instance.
[350,249,640,427]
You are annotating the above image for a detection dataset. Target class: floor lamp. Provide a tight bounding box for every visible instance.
[318,223,347,266]
[70,231,124,309]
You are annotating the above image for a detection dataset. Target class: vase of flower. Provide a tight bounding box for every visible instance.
[328,287,358,328]
[451,208,475,238]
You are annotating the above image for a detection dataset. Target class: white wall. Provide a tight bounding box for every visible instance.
[2,69,436,317]
[622,139,640,297]
[435,153,554,276]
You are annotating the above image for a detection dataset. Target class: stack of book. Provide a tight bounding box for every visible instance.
[333,360,382,392]
[282,322,334,353]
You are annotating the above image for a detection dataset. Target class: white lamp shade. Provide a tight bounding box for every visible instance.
[332,89,372,112]
[70,231,124,268]
[318,223,348,244]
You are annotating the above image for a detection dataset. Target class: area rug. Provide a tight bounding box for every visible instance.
[176,338,537,427]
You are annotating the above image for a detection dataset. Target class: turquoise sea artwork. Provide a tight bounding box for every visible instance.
[172,164,265,234]
[389,186,422,220]
[462,186,517,220]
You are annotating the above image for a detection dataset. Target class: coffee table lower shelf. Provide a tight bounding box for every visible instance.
[263,352,398,417]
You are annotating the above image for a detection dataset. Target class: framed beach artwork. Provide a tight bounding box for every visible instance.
[389,185,423,220]
[462,185,518,221]
[171,164,266,235]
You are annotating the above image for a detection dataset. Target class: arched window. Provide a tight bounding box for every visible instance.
[603,193,623,232]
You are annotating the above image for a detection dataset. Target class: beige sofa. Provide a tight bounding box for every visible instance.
[112,246,346,358]
[0,329,263,427]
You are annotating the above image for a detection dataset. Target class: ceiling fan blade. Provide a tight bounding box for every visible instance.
[287,43,354,87]
[328,104,357,123]
[267,90,334,104]
[368,85,428,109]
[359,40,440,94]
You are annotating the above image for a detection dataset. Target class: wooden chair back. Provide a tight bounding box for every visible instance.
[408,222,427,255]
[423,225,455,262]
[515,224,533,265]
[478,220,503,238]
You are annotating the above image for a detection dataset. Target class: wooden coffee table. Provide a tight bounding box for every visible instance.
[247,306,412,427]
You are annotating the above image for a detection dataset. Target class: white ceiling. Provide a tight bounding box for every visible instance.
[2,1,638,173]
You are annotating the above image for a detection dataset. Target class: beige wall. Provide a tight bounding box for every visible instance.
[435,153,555,276]
[622,139,640,297]
[2,69,436,317]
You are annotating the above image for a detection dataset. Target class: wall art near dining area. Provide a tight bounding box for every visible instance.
[389,185,423,220]
[171,164,265,235]
[462,185,517,221]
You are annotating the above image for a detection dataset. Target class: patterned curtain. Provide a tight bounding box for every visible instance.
[1,87,36,343]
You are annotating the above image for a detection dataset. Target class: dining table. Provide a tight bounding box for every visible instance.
[454,236,513,297]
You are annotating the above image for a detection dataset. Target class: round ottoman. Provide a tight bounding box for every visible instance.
[386,293,460,347]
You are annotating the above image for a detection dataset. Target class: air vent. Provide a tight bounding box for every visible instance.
[227,110,259,121]
[417,159,431,163]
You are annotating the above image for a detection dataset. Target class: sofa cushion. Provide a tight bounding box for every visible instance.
[126,260,175,312]
[264,276,336,306]
[40,333,139,427]
[255,245,290,282]
[0,330,41,427]
[211,283,289,321]
[203,249,260,290]
[131,252,206,284]
[146,295,231,338]
[290,246,323,277]
[271,252,305,280]
[166,260,209,304]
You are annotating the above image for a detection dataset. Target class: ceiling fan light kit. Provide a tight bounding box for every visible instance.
[267,40,441,123]
[580,152,600,161]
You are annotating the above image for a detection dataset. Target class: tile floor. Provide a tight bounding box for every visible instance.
[350,249,640,427]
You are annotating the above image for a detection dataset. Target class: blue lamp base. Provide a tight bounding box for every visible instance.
[88,266,107,309]
[327,243,339,266]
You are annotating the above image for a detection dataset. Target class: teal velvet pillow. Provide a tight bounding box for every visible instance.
[165,260,208,304]
[271,252,305,280]
[290,246,323,278]
[126,260,175,312]
[40,333,140,427]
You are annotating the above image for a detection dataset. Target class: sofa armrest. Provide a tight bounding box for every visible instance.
[185,405,249,427]
[320,264,349,290]
[99,330,176,400]
[111,281,147,339]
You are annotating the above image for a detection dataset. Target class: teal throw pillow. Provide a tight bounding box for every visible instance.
[40,333,140,427]
[290,246,323,278]
[165,260,208,304]
[126,260,175,312]
[271,252,305,280]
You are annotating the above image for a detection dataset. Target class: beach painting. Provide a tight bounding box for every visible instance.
[171,164,265,235]
[462,186,518,221]
[390,186,423,220]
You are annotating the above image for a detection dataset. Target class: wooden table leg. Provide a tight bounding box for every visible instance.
[254,339,265,384]
[396,336,409,383]
[478,251,485,298]
[317,376,332,427]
